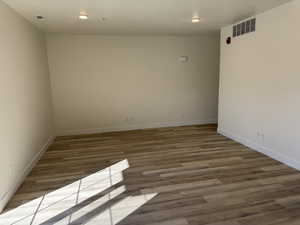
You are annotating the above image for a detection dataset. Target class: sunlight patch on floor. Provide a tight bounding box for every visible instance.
[0,159,157,225]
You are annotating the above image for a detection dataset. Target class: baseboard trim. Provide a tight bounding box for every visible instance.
[0,136,55,213]
[218,128,300,171]
[58,119,218,136]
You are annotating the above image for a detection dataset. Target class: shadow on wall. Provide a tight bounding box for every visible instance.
[0,159,158,225]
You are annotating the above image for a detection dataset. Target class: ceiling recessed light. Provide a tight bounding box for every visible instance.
[79,12,88,20]
[79,15,88,20]
[192,16,201,23]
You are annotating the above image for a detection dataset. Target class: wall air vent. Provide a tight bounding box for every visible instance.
[233,18,256,38]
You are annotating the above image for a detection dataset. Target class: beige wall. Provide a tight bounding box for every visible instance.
[0,1,54,211]
[219,0,300,169]
[47,34,220,135]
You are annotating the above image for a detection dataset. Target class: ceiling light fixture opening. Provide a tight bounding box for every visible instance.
[192,16,201,23]
[79,11,88,20]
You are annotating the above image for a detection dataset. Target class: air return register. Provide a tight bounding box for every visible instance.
[233,18,256,38]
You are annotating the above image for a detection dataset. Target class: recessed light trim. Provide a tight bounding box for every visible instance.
[192,16,201,23]
[79,12,88,20]
[79,15,88,20]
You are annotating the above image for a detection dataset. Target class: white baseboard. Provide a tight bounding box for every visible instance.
[218,128,300,171]
[0,136,55,213]
[57,119,218,136]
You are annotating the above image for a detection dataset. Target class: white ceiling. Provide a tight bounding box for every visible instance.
[3,0,292,35]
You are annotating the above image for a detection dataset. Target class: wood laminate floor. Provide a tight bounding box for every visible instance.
[2,124,300,225]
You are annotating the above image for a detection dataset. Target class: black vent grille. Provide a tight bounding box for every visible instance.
[233,18,256,37]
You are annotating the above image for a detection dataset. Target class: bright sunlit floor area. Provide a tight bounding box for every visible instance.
[0,159,157,225]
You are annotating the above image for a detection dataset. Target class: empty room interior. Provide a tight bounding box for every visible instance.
[1,0,300,224]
